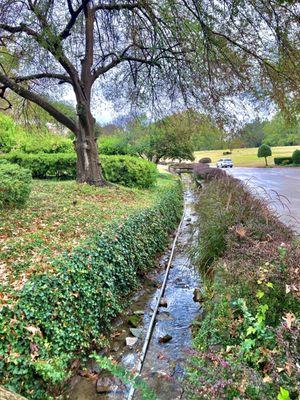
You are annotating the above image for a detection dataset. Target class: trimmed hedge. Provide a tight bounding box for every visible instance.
[292,149,300,164]
[0,180,182,399]
[0,163,32,208]
[1,152,76,178]
[101,155,157,188]
[1,153,157,188]
[274,157,293,165]
[198,157,211,164]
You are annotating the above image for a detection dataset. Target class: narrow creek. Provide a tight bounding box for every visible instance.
[68,175,201,400]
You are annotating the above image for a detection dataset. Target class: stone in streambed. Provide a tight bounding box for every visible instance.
[133,310,144,315]
[193,288,205,303]
[96,377,117,394]
[125,337,138,347]
[158,334,172,344]
[159,297,168,307]
[129,328,143,338]
[127,314,141,328]
[111,342,121,352]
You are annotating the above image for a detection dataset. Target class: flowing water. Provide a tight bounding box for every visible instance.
[68,175,201,400]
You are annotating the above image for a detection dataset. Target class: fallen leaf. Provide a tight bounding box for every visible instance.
[25,326,42,336]
[263,376,273,383]
[282,313,295,329]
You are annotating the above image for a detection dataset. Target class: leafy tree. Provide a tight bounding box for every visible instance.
[227,136,246,152]
[124,113,195,163]
[240,119,266,148]
[258,144,272,166]
[191,113,226,150]
[0,1,298,185]
[263,112,300,146]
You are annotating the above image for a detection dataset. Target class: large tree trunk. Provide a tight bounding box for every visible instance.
[75,102,107,186]
[0,386,27,400]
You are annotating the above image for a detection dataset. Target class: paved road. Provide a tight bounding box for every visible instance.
[227,167,300,234]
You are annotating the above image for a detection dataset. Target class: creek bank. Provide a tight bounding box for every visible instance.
[0,179,182,400]
[184,173,300,399]
[68,175,202,400]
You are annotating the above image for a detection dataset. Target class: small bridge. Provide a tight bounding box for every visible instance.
[168,162,196,174]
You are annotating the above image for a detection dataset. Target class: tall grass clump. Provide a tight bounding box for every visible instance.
[193,172,271,270]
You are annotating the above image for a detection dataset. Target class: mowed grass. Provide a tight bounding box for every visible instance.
[0,175,174,293]
[194,145,299,167]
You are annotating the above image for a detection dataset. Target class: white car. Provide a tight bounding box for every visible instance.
[216,158,233,168]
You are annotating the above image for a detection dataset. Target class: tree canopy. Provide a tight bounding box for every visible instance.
[0,0,299,184]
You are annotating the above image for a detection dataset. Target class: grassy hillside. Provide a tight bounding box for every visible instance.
[194,145,299,167]
[0,175,175,296]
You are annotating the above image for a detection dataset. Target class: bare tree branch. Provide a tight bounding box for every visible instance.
[0,72,78,134]
[15,73,72,83]
[60,0,91,40]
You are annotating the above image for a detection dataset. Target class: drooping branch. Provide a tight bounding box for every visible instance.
[15,73,72,84]
[93,57,122,80]
[0,72,78,134]
[93,42,161,81]
[0,23,38,37]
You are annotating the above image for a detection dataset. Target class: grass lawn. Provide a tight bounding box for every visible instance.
[194,145,299,167]
[0,175,175,294]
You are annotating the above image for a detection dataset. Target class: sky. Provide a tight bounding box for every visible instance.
[62,86,274,128]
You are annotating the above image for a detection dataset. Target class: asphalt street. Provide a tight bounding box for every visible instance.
[226,167,300,234]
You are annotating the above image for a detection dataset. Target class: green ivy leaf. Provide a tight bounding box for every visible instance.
[277,387,291,400]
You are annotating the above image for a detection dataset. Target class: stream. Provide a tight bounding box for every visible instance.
[68,175,201,400]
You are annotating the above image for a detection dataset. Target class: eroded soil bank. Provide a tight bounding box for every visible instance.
[68,175,201,400]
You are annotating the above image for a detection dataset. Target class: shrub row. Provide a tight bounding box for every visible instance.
[274,150,300,165]
[1,152,76,179]
[0,163,32,208]
[0,180,183,399]
[101,155,157,188]
[1,153,157,188]
[184,175,299,399]
[20,135,73,154]
[274,157,293,165]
